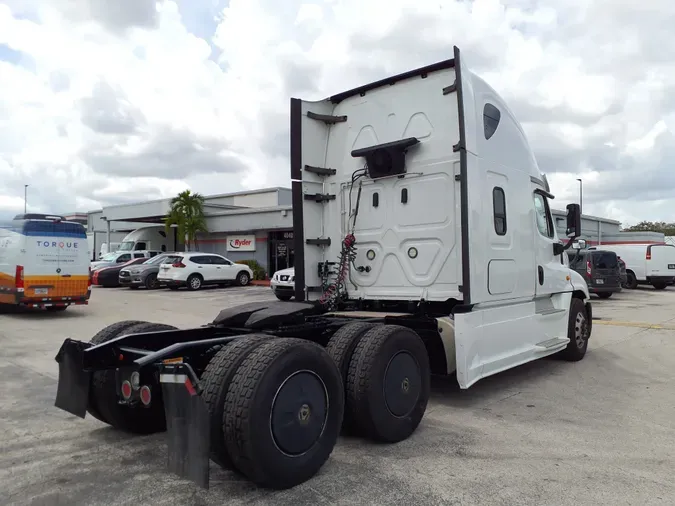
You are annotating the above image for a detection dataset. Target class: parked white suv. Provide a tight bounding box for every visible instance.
[270,267,294,301]
[157,252,253,291]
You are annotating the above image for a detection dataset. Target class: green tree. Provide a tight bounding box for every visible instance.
[624,221,675,236]
[164,190,208,251]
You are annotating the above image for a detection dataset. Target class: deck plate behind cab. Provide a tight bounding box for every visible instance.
[212,301,320,329]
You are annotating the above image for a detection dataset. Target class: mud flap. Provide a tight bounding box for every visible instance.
[160,364,210,489]
[54,339,92,418]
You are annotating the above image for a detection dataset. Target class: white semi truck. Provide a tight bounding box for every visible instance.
[53,46,591,491]
[118,225,173,253]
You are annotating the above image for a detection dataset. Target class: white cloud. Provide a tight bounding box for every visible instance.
[0,0,674,227]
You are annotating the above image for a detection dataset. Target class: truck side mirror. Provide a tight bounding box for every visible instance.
[566,203,581,239]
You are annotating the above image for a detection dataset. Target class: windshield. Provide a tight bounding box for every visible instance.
[144,255,167,265]
[118,241,135,251]
[144,254,178,265]
[101,253,118,261]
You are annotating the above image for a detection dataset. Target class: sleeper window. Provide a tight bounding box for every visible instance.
[492,187,507,235]
[483,103,501,140]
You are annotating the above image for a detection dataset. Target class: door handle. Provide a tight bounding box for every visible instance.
[538,266,544,285]
[197,266,203,268]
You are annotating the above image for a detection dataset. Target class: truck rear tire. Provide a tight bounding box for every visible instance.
[560,298,589,362]
[91,322,177,434]
[597,292,612,299]
[200,334,272,469]
[652,282,668,290]
[346,325,430,443]
[223,338,344,490]
[325,321,378,430]
[87,320,146,424]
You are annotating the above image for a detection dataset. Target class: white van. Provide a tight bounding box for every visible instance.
[0,214,91,310]
[588,243,675,289]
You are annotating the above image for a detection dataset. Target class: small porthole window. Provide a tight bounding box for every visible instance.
[483,103,501,140]
[493,187,507,235]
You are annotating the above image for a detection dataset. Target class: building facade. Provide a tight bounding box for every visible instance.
[551,209,664,245]
[87,188,294,276]
[87,188,664,277]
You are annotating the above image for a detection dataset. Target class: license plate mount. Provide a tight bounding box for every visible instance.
[35,288,48,295]
[595,279,604,285]
[668,264,675,269]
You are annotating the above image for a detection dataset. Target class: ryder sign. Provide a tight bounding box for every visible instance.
[226,235,256,252]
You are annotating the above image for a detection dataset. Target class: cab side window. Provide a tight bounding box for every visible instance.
[492,187,507,235]
[533,193,554,238]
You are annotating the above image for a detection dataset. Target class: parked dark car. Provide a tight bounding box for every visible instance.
[92,257,148,287]
[566,249,622,298]
[119,253,181,290]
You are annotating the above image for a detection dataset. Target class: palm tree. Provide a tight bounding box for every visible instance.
[165,190,208,251]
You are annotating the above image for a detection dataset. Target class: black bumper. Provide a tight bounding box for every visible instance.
[588,285,621,294]
[647,276,675,283]
[20,295,90,308]
[160,280,185,287]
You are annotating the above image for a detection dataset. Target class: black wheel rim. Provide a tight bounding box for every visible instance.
[148,275,157,288]
[575,311,588,348]
[270,371,328,456]
[383,351,421,418]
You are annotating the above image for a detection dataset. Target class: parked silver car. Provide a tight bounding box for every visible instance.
[119,253,181,289]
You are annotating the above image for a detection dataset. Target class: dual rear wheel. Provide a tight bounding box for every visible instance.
[200,322,430,488]
[85,320,431,490]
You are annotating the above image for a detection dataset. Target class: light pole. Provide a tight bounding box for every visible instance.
[576,178,583,215]
[24,184,29,214]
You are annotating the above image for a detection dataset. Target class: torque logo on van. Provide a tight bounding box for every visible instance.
[37,241,79,249]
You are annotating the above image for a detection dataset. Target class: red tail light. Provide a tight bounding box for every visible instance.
[586,260,592,277]
[15,265,24,290]
[172,262,186,268]
[646,249,651,260]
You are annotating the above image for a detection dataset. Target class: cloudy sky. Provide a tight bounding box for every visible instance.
[0,0,672,227]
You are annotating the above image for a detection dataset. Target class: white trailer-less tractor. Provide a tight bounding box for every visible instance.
[53,47,592,490]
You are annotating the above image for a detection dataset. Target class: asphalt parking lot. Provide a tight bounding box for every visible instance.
[1,285,674,506]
